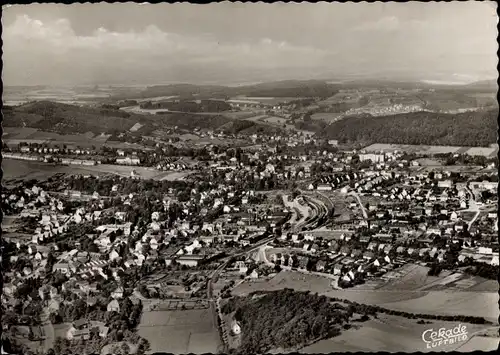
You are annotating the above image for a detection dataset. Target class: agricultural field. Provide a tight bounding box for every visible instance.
[2,127,40,140]
[231,96,303,106]
[220,111,258,120]
[455,336,500,352]
[3,127,114,148]
[262,116,288,125]
[414,158,443,166]
[1,158,193,183]
[137,309,219,354]
[300,314,496,353]
[363,143,499,158]
[317,92,363,105]
[2,159,74,182]
[374,265,498,293]
[310,112,344,123]
[129,122,143,132]
[155,171,193,181]
[231,270,331,297]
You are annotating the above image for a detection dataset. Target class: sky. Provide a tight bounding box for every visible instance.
[2,2,498,86]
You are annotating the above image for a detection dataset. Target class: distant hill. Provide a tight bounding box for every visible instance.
[321,109,499,147]
[463,79,498,92]
[3,101,145,135]
[113,80,339,100]
[2,100,285,137]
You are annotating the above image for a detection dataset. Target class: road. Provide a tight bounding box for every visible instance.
[465,187,481,229]
[283,195,310,231]
[348,191,368,219]
[207,261,229,352]
[40,307,55,353]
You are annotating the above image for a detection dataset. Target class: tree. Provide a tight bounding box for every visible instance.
[120,342,131,355]
[136,338,151,355]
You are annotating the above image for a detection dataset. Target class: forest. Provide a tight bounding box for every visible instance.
[321,109,498,147]
[221,289,351,353]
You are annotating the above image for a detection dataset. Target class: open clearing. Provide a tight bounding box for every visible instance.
[300,314,496,353]
[138,309,219,354]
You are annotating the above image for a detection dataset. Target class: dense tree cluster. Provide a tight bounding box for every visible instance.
[321,109,498,146]
[463,263,498,280]
[221,289,350,353]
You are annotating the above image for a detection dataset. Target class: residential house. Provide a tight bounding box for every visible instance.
[177,255,205,267]
[340,246,351,256]
[316,260,327,272]
[367,242,378,251]
[298,256,309,271]
[396,246,406,254]
[107,299,120,312]
[359,235,370,244]
[363,251,375,260]
[111,286,124,299]
[333,264,343,275]
[351,249,362,258]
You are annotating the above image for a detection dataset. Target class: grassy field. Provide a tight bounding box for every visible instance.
[220,111,258,120]
[455,336,500,352]
[2,158,193,182]
[3,127,112,148]
[363,143,499,158]
[300,314,495,353]
[2,159,74,182]
[262,116,288,125]
[377,291,499,324]
[3,127,40,139]
[311,112,344,123]
[137,309,219,354]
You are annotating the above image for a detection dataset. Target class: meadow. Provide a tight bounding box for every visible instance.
[137,309,219,354]
[2,158,193,182]
[311,112,344,123]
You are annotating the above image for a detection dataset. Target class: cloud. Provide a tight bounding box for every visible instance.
[3,14,334,84]
[354,16,400,31]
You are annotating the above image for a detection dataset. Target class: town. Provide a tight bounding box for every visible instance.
[2,2,499,355]
[2,128,498,354]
